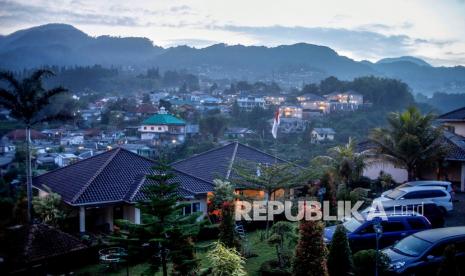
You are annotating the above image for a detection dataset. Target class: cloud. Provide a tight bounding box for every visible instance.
[214,25,459,62]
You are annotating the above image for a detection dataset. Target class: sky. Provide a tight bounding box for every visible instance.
[1,0,465,66]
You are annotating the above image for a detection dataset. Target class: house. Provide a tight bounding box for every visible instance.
[297,93,329,113]
[0,139,15,154]
[33,142,296,233]
[60,134,84,146]
[237,96,266,111]
[280,105,303,119]
[54,153,79,167]
[437,106,465,137]
[1,224,87,274]
[264,96,286,106]
[428,107,465,191]
[325,91,364,105]
[324,91,364,113]
[33,147,213,233]
[134,103,158,117]
[224,127,254,139]
[172,141,292,199]
[138,107,186,145]
[311,128,336,143]
[274,117,308,134]
[5,129,47,142]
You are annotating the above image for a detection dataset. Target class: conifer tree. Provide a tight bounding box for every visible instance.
[327,224,354,276]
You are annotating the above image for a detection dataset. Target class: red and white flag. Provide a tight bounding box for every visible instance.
[271,109,280,139]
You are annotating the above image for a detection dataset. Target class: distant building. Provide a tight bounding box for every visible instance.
[54,153,79,167]
[311,128,336,143]
[280,105,303,119]
[60,134,84,146]
[224,127,254,139]
[297,93,329,113]
[134,103,158,117]
[264,96,286,106]
[273,117,307,134]
[138,107,186,145]
[237,96,266,111]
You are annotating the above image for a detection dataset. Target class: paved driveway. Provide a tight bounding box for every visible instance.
[445,192,465,227]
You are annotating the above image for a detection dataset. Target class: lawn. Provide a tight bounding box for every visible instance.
[75,230,277,275]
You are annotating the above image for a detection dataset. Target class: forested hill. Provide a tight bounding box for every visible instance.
[1,23,465,95]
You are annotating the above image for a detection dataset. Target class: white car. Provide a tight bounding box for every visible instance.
[374,186,453,213]
[382,180,455,199]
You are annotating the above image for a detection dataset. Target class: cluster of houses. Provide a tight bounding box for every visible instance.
[29,106,465,235]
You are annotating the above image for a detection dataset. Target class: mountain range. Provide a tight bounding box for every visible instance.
[1,23,464,95]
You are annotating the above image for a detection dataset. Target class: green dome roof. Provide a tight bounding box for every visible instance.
[142,113,185,126]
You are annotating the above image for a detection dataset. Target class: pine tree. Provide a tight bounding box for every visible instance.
[292,220,328,276]
[112,162,200,276]
[327,225,354,276]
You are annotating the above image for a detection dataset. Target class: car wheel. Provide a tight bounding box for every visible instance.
[439,206,447,216]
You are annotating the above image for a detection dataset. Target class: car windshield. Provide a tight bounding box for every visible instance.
[343,217,363,232]
[392,235,432,257]
[385,189,407,200]
[398,183,411,189]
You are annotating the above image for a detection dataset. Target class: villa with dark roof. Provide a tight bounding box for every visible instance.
[33,141,290,233]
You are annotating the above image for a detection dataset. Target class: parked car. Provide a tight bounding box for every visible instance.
[375,186,453,213]
[363,199,445,228]
[382,180,455,200]
[324,213,431,252]
[383,226,465,275]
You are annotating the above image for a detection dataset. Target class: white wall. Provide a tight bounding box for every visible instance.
[363,159,408,183]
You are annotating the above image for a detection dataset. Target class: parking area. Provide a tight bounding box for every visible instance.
[445,192,465,226]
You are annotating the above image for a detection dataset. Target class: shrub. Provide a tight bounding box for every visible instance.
[327,225,354,276]
[353,249,389,276]
[207,242,246,276]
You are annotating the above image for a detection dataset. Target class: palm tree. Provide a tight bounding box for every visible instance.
[313,137,368,189]
[0,70,71,223]
[369,106,446,181]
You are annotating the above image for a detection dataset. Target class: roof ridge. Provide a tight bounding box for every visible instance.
[235,141,291,164]
[127,174,147,202]
[226,141,239,179]
[71,147,122,204]
[170,141,237,165]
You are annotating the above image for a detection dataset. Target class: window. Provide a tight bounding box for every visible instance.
[192,202,201,212]
[143,126,147,130]
[381,221,406,232]
[408,218,427,230]
[158,127,162,130]
[403,191,422,199]
[184,204,192,215]
[151,127,154,130]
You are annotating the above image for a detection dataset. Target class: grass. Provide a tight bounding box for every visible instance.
[75,230,277,275]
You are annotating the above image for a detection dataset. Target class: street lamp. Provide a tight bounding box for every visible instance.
[373,218,383,276]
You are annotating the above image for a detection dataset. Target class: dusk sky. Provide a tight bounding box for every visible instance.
[1,0,465,66]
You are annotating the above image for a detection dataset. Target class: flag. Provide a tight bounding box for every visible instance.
[271,109,280,139]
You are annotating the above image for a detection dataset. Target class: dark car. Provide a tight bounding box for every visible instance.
[324,213,432,252]
[383,226,465,275]
[362,200,445,228]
